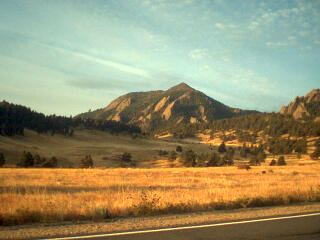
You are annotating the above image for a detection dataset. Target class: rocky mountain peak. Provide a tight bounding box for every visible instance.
[167,82,194,92]
[76,83,257,130]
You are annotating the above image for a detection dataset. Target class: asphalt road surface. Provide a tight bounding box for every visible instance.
[44,212,320,240]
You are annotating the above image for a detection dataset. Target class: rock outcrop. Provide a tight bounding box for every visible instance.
[280,89,320,120]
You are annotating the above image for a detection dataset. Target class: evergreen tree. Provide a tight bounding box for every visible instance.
[218,142,227,153]
[240,143,248,158]
[176,146,183,152]
[19,151,34,167]
[121,152,132,162]
[0,153,5,167]
[277,156,286,166]
[269,159,276,166]
[311,140,320,160]
[181,149,197,167]
[207,152,224,166]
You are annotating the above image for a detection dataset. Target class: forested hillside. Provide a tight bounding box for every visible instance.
[0,101,141,136]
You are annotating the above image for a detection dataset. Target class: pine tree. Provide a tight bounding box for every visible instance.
[181,149,197,167]
[19,151,34,167]
[218,142,227,153]
[277,156,286,166]
[0,153,5,167]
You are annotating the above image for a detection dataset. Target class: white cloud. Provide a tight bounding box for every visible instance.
[215,23,225,30]
[189,48,210,60]
[266,41,288,47]
[288,36,296,41]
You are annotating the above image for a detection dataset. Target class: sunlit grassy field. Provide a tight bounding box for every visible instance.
[1,163,320,225]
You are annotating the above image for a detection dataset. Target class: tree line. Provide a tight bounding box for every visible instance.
[0,101,141,136]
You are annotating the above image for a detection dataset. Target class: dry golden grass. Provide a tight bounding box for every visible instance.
[1,164,320,225]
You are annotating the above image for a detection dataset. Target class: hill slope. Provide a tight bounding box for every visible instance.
[77,83,257,130]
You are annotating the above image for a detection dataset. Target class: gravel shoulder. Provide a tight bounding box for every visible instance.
[1,203,320,240]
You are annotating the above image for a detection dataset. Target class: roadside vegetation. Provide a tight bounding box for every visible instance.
[1,162,320,225]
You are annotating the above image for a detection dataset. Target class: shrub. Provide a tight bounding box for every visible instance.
[240,143,249,158]
[0,153,5,167]
[181,149,197,167]
[168,151,177,161]
[249,155,260,166]
[218,142,227,153]
[277,156,286,166]
[158,150,168,156]
[121,152,132,162]
[80,155,93,168]
[18,151,34,168]
[120,152,135,168]
[42,156,58,168]
[176,146,182,152]
[311,140,320,159]
[257,151,266,162]
[237,164,251,170]
[33,153,46,167]
[207,152,224,167]
[269,159,276,166]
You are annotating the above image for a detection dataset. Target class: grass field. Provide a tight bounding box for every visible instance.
[0,129,210,168]
[1,163,320,225]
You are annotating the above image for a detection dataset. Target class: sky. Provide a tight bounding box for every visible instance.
[0,0,319,116]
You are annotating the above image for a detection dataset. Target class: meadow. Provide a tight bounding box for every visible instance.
[1,163,320,225]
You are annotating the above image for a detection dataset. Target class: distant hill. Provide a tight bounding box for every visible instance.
[77,83,257,130]
[280,89,320,121]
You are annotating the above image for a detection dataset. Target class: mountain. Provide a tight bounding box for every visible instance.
[77,83,257,130]
[280,89,320,121]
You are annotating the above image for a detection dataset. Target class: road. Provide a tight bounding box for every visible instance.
[43,212,320,240]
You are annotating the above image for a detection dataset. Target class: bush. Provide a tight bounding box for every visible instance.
[311,140,320,160]
[237,164,251,170]
[207,152,225,167]
[80,155,93,168]
[240,143,248,158]
[168,151,177,161]
[181,149,197,167]
[249,155,260,166]
[121,152,132,162]
[176,146,182,152]
[120,152,135,168]
[42,156,58,168]
[218,142,227,153]
[19,151,34,168]
[269,159,276,166]
[33,153,46,166]
[277,156,286,166]
[158,150,168,156]
[0,153,5,167]
[257,151,266,162]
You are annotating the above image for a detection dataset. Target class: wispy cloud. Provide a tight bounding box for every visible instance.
[36,42,152,79]
[67,78,150,90]
[189,48,210,60]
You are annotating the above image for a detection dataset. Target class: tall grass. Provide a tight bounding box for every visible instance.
[1,165,320,225]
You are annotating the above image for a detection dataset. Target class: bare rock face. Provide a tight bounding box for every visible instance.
[280,89,320,120]
[76,82,257,130]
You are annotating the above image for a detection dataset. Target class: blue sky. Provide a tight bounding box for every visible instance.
[0,0,319,116]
